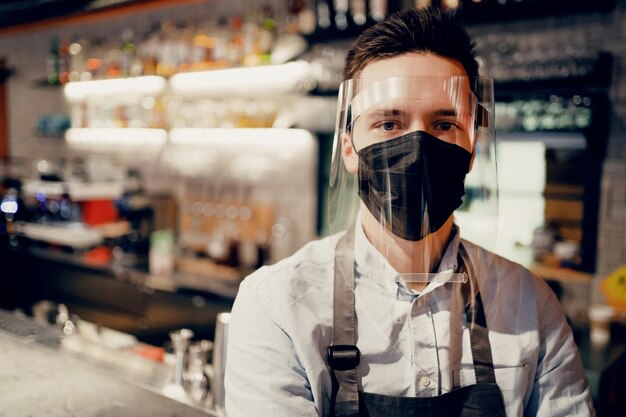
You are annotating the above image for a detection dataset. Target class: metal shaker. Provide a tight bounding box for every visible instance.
[169,328,194,389]
[212,312,231,417]
[187,339,213,406]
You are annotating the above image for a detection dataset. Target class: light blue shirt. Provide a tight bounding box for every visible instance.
[225,220,594,417]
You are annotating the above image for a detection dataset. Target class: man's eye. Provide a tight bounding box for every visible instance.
[437,121,454,131]
[378,121,398,131]
[383,121,396,131]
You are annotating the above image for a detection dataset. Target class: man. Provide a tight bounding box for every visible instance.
[225,8,593,417]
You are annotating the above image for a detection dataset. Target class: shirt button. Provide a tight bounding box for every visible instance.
[416,298,424,308]
[420,376,431,387]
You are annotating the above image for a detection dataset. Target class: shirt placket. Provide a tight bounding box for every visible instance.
[409,292,440,397]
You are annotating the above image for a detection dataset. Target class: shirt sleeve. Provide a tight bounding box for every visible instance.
[225,277,320,417]
[526,286,595,417]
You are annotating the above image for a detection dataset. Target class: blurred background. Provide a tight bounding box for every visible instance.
[0,1,625,416]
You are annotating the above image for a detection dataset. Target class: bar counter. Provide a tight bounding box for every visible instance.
[0,310,214,416]
[3,242,626,415]
[0,242,237,346]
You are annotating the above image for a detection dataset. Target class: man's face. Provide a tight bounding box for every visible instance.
[342,53,476,173]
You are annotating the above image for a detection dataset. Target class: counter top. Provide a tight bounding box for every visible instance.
[530,262,594,284]
[0,310,215,417]
[2,243,241,300]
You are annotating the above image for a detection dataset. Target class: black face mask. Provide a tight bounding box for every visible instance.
[357,130,472,241]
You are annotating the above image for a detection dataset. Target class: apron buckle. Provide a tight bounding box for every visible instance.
[327,345,361,371]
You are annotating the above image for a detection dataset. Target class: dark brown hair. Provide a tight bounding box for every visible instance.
[343,7,479,80]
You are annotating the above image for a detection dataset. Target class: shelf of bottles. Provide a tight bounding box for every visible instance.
[50,1,372,273]
[62,60,320,141]
[473,32,612,134]
[166,128,318,272]
[51,0,614,135]
[494,95,594,134]
[46,0,398,88]
[47,3,284,86]
[460,0,615,23]
[475,34,613,89]
[59,64,322,269]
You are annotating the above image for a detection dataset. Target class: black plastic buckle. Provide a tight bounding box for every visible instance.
[327,345,361,371]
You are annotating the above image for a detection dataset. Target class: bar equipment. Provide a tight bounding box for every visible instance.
[212,312,231,417]
[168,128,318,273]
[161,328,215,408]
[164,328,194,401]
[187,339,213,406]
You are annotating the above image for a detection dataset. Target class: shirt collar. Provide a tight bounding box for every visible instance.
[353,212,462,298]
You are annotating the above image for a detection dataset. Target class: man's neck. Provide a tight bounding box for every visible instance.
[360,205,454,292]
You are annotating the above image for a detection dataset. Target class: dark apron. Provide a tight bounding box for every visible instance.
[327,228,507,417]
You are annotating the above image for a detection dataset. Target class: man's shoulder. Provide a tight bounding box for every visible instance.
[460,238,551,297]
[461,238,534,276]
[461,239,564,338]
[239,232,342,297]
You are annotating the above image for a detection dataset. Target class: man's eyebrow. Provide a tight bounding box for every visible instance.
[363,108,407,118]
[359,107,468,120]
[431,108,459,117]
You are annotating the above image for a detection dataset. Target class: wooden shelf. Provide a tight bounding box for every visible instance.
[531,262,593,284]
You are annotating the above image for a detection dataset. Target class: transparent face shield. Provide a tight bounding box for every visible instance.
[329,76,497,319]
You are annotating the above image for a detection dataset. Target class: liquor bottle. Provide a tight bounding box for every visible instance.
[258,4,278,64]
[286,0,304,34]
[406,0,432,9]
[228,15,245,67]
[104,38,123,78]
[242,10,262,67]
[174,22,194,73]
[86,39,105,79]
[156,21,178,77]
[441,0,460,10]
[316,0,332,31]
[213,17,231,67]
[58,38,70,84]
[298,0,317,35]
[120,29,140,77]
[139,24,160,76]
[350,0,367,26]
[191,19,214,71]
[334,0,349,30]
[47,37,60,85]
[369,0,388,22]
[68,34,87,82]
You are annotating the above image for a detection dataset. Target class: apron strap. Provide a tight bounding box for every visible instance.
[459,244,497,385]
[466,292,497,384]
[328,226,360,417]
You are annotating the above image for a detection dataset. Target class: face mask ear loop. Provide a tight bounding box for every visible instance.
[351,136,358,155]
[346,105,358,155]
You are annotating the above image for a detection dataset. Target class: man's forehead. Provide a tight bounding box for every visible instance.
[355,77,471,94]
[359,101,466,117]
[350,80,475,120]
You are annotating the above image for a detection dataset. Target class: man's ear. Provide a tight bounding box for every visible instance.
[341,132,359,174]
[469,148,476,172]
[468,128,481,172]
